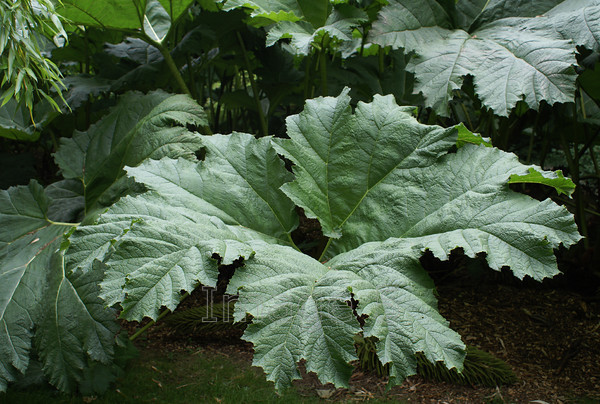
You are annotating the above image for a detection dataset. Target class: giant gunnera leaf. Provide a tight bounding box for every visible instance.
[368,0,600,116]
[72,89,580,391]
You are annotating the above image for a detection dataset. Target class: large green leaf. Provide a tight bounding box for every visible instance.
[370,0,581,116]
[68,133,298,321]
[227,240,465,389]
[56,0,195,43]
[0,181,74,392]
[53,91,207,214]
[454,0,487,29]
[274,90,581,279]
[36,256,121,392]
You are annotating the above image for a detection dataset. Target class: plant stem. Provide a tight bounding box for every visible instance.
[46,219,80,226]
[318,238,332,262]
[303,53,312,101]
[287,233,301,252]
[318,38,328,96]
[559,132,589,248]
[154,40,192,96]
[237,32,268,137]
[142,35,212,135]
[130,292,191,341]
[186,53,198,100]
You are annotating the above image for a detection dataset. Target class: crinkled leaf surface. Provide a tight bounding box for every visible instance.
[532,0,600,52]
[53,91,207,214]
[0,181,74,392]
[36,255,121,393]
[67,133,298,321]
[274,90,581,279]
[227,240,465,389]
[370,0,580,116]
[0,228,63,392]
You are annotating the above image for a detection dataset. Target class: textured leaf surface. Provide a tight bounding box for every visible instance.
[228,240,465,389]
[274,91,581,279]
[470,0,562,30]
[538,0,600,52]
[36,256,120,392]
[70,91,581,392]
[68,133,298,321]
[370,0,579,116]
[368,0,452,52]
[53,91,207,213]
[328,238,465,386]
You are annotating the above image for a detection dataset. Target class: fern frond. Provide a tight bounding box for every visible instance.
[355,335,516,387]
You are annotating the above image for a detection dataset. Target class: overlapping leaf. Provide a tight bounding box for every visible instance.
[370,0,587,116]
[53,91,207,214]
[1,91,209,393]
[274,90,581,279]
[68,133,298,321]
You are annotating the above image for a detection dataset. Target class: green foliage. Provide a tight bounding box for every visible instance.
[53,90,208,215]
[356,336,517,387]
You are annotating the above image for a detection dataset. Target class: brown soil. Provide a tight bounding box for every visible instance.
[134,264,600,403]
